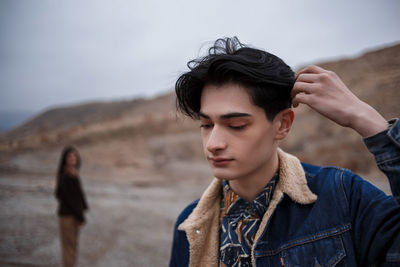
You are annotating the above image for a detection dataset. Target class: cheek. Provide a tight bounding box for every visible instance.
[68,154,77,164]
[238,128,275,159]
[201,133,208,151]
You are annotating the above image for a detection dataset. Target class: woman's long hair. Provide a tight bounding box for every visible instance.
[55,145,81,198]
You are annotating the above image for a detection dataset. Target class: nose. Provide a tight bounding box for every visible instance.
[205,126,227,153]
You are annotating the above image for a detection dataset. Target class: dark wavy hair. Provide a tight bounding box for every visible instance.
[55,145,81,198]
[175,37,295,120]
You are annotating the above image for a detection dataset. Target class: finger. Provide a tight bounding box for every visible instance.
[292,92,313,108]
[291,81,317,99]
[295,65,327,79]
[292,92,307,107]
[296,73,319,83]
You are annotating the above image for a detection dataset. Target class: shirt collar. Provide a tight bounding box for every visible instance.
[221,172,279,219]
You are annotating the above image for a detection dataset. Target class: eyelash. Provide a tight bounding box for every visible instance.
[230,125,246,130]
[200,124,246,130]
[200,124,212,129]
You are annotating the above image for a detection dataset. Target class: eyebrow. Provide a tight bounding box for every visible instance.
[198,112,252,120]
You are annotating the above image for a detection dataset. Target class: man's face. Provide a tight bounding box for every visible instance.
[199,83,280,181]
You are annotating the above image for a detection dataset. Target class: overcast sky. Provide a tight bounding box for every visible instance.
[1,0,399,114]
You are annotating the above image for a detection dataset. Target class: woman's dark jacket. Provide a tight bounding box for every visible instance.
[56,173,89,223]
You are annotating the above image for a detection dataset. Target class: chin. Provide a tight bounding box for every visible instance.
[211,169,240,181]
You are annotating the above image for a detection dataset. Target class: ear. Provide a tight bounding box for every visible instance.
[273,108,294,141]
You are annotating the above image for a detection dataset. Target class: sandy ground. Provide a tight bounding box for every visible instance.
[0,155,212,267]
[0,150,392,267]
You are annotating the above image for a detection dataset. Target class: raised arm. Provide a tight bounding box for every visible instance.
[291,65,388,137]
[292,65,400,201]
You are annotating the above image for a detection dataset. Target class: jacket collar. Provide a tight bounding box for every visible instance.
[275,148,318,204]
[178,148,317,267]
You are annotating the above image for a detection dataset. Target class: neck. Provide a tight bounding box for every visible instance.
[229,149,279,202]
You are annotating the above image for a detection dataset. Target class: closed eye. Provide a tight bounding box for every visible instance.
[200,124,213,129]
[230,125,246,130]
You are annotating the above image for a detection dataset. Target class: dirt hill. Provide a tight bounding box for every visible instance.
[1,43,399,181]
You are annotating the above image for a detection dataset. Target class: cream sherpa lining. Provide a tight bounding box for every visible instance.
[178,148,318,267]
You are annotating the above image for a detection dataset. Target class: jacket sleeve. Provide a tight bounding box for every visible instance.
[348,118,400,265]
[169,200,198,267]
[345,173,400,266]
[363,118,400,203]
[77,178,89,211]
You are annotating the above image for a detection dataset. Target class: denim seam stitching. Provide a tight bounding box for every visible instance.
[339,169,349,217]
[254,223,351,257]
[328,236,346,266]
[376,154,400,165]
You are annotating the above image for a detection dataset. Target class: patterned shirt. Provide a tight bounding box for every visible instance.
[219,173,278,267]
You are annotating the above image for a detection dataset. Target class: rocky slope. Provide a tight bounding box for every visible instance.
[1,43,399,182]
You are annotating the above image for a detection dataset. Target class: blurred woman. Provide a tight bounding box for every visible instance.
[55,146,89,267]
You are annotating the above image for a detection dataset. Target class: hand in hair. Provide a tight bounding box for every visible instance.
[291,65,388,137]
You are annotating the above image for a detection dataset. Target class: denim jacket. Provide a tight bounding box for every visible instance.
[170,119,400,267]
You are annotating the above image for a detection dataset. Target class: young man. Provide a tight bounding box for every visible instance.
[169,37,400,266]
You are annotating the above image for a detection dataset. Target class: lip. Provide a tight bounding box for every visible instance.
[208,157,233,167]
